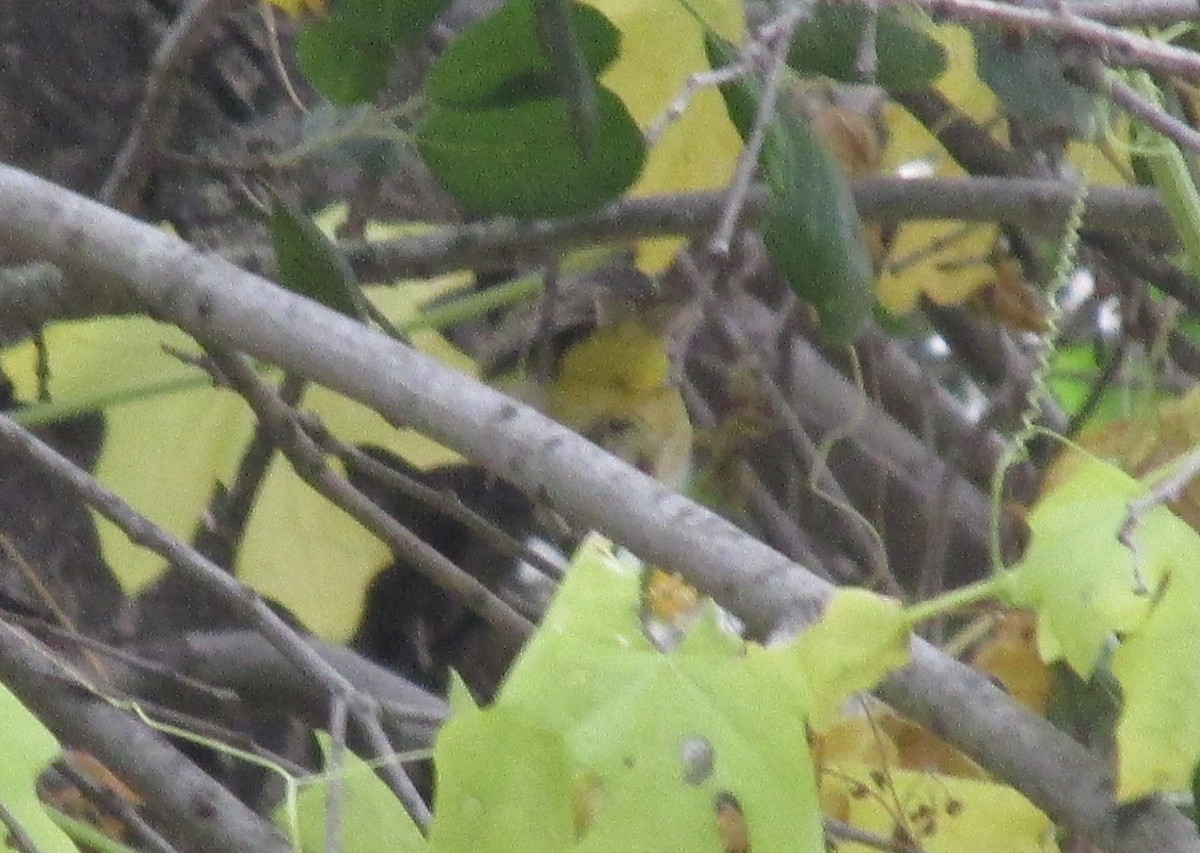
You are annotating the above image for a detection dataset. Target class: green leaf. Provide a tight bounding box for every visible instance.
[424,0,619,109]
[709,34,874,343]
[1111,552,1200,800]
[975,29,1099,140]
[336,0,447,42]
[533,0,603,154]
[0,682,81,853]
[296,20,397,106]
[269,193,364,320]
[784,2,947,91]
[416,88,644,218]
[297,0,452,105]
[430,709,575,852]
[285,733,427,852]
[778,588,911,731]
[453,534,825,851]
[1001,455,1160,675]
[1003,451,1200,800]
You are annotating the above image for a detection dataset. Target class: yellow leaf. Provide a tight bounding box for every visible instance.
[1112,545,1200,800]
[583,0,745,273]
[970,610,1054,714]
[548,320,693,484]
[265,0,327,17]
[830,764,1058,853]
[878,24,1128,314]
[2,274,472,641]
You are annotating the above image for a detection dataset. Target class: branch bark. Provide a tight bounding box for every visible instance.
[0,164,1197,852]
[336,178,1172,282]
[0,621,290,853]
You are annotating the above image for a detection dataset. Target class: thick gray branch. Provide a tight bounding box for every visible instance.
[0,164,1195,852]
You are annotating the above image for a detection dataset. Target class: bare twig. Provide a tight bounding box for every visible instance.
[56,754,180,853]
[0,620,291,852]
[203,347,535,643]
[889,0,1200,80]
[645,63,754,145]
[325,697,347,853]
[710,9,803,255]
[0,407,431,830]
[329,179,1174,285]
[0,798,42,853]
[825,816,927,853]
[101,0,243,209]
[193,373,305,568]
[1063,0,1200,25]
[1070,55,1200,155]
[1,164,1198,852]
[1122,443,1200,546]
[313,426,566,583]
[160,630,449,748]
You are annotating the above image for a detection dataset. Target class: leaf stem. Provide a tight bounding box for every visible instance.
[902,575,1008,629]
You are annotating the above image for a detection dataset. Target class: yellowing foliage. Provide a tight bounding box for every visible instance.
[877,25,1001,314]
[548,320,693,485]
[264,0,327,17]
[970,610,1054,714]
[877,25,1129,315]
[584,0,745,273]
[816,705,1053,853]
[1013,448,1200,800]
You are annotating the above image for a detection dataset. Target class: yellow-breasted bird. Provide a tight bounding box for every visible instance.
[545,318,692,488]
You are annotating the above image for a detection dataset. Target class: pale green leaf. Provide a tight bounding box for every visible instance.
[430,708,574,852]
[779,588,911,731]
[462,534,825,851]
[0,682,81,853]
[1003,451,1200,800]
[285,732,427,852]
[1,282,470,641]
[1111,529,1200,800]
[1001,456,1163,675]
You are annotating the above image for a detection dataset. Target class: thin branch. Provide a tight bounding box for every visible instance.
[1122,443,1200,542]
[1064,0,1200,25]
[1088,231,1200,313]
[316,427,566,583]
[711,8,804,255]
[192,373,305,568]
[157,630,449,748]
[0,798,41,853]
[824,816,926,853]
[0,620,291,852]
[890,0,1200,80]
[101,0,243,209]
[331,179,1172,284]
[325,697,347,853]
[1,164,1198,852]
[1070,55,1200,155]
[56,754,180,853]
[0,406,430,830]
[645,63,754,146]
[203,347,535,643]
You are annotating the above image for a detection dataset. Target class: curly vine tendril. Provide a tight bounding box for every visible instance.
[988,179,1091,572]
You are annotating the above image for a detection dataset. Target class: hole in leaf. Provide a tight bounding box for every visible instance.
[680,735,715,785]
